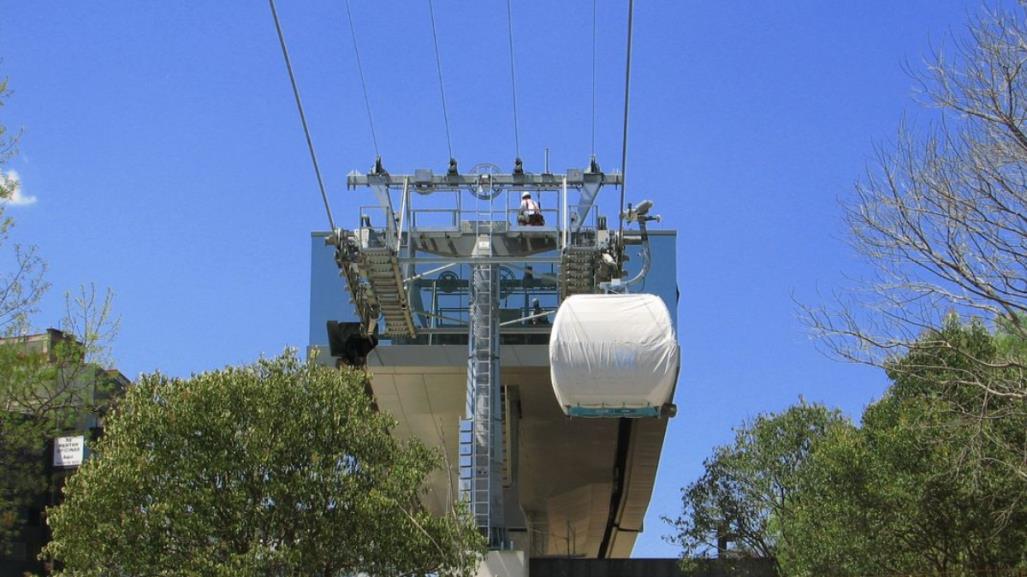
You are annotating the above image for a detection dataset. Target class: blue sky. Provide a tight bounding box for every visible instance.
[0,0,997,558]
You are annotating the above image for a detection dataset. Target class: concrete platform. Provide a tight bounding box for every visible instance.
[364,344,669,558]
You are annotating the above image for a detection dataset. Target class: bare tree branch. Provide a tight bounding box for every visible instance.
[804,4,1027,481]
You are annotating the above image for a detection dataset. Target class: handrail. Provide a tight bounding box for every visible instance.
[364,184,598,239]
[396,177,409,252]
[561,177,568,249]
[498,309,555,327]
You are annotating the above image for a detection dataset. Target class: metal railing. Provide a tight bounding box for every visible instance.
[358,184,603,253]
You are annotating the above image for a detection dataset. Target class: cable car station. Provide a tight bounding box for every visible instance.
[308,159,679,573]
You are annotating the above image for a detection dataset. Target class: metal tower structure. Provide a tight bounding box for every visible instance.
[326,161,632,547]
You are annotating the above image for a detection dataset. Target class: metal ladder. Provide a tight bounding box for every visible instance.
[361,247,415,337]
[458,202,507,547]
[468,261,496,529]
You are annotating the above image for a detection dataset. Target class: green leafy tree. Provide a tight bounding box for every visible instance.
[888,317,1027,484]
[0,70,52,556]
[0,287,120,557]
[803,2,1027,480]
[780,321,1027,576]
[43,352,485,577]
[793,6,1027,570]
[0,68,121,563]
[665,403,850,575]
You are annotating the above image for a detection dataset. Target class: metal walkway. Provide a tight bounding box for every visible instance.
[361,245,415,338]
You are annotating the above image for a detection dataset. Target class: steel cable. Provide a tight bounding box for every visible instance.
[427,0,455,160]
[617,0,635,267]
[506,0,522,160]
[268,0,336,232]
[591,0,599,158]
[344,0,380,158]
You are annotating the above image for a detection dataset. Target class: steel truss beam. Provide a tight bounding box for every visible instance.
[348,169,621,192]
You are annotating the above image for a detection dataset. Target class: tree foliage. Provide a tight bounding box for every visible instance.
[665,403,850,574]
[784,6,1027,572]
[43,353,485,577]
[780,321,1027,576]
[672,322,1027,576]
[887,316,1027,483]
[0,70,122,561]
[0,71,67,557]
[0,287,120,556]
[803,3,1027,480]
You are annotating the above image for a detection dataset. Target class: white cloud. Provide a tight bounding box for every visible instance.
[0,170,37,207]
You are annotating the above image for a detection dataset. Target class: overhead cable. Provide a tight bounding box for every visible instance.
[427,0,455,161]
[344,0,380,158]
[268,0,337,232]
[617,0,635,266]
[591,0,598,158]
[506,0,522,160]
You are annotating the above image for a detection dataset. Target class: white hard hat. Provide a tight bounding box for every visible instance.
[521,191,531,198]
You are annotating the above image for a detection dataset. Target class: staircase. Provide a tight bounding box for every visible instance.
[361,246,415,338]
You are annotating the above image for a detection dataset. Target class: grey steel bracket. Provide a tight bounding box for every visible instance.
[348,169,622,193]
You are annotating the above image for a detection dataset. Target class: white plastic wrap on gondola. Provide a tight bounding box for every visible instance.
[549,294,679,417]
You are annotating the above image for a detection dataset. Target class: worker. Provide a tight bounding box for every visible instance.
[519,191,544,226]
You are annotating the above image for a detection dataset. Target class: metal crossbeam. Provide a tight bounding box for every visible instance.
[348,169,621,192]
[399,255,562,266]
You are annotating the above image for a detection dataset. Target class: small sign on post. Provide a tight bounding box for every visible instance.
[53,435,85,468]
